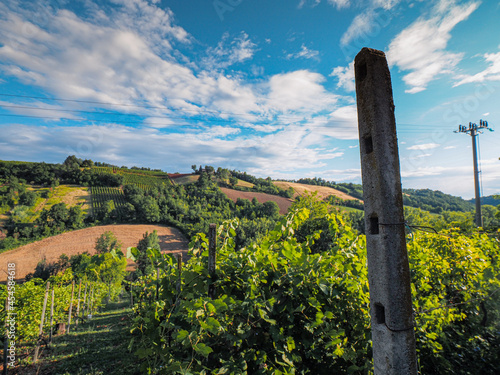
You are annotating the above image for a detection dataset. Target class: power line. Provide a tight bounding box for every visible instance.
[0,92,480,130]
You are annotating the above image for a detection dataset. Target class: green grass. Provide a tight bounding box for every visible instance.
[236,179,254,188]
[171,174,200,185]
[333,205,364,213]
[15,298,141,375]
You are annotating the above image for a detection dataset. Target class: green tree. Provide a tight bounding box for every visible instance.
[229,176,238,186]
[19,190,37,207]
[95,231,122,255]
[135,230,161,275]
[63,155,81,169]
[68,205,84,229]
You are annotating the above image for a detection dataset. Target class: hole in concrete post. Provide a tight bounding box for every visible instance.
[369,215,379,235]
[356,61,367,82]
[375,303,385,325]
[363,136,373,154]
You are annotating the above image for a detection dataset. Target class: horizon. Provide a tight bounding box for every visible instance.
[1,0,499,199]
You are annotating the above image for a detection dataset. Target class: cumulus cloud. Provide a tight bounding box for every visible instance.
[203,32,257,70]
[286,44,320,61]
[387,0,480,93]
[266,70,339,114]
[330,61,355,92]
[0,0,359,179]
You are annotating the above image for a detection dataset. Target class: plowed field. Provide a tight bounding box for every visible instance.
[220,187,293,215]
[0,224,189,282]
[273,181,361,201]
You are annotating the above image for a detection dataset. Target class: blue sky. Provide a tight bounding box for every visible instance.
[0,0,499,198]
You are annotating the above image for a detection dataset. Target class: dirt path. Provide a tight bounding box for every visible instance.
[0,224,189,282]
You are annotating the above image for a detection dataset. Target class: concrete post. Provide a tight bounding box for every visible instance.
[354,47,417,374]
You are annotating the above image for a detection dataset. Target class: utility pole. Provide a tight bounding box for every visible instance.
[355,47,417,374]
[454,120,494,227]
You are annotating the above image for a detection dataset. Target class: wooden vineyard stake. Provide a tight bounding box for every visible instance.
[34,282,50,363]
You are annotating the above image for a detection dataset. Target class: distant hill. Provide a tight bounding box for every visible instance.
[289,178,475,214]
[468,195,500,207]
[402,188,474,213]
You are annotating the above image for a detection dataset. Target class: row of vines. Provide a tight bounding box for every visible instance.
[90,186,128,217]
[92,167,171,190]
[1,271,108,350]
[128,197,500,374]
[1,240,128,366]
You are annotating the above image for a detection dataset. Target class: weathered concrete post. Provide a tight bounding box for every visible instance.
[354,47,417,374]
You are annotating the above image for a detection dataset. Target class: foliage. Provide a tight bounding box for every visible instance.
[95,231,122,255]
[130,196,500,374]
[230,170,293,198]
[0,269,108,344]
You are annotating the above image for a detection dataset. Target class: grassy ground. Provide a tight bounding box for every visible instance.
[13,298,141,375]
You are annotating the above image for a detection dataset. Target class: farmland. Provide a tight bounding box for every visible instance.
[273,180,360,201]
[92,166,171,190]
[0,224,188,281]
[90,186,127,217]
[220,187,293,215]
[169,173,200,185]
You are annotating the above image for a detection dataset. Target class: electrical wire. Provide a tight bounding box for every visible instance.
[0,92,468,132]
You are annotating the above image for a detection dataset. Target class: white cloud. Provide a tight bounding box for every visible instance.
[387,0,480,94]
[327,0,351,10]
[340,10,375,47]
[0,0,363,180]
[311,105,358,140]
[340,0,401,48]
[401,166,447,177]
[203,32,257,70]
[330,61,355,91]
[444,145,456,149]
[407,143,440,150]
[453,51,500,86]
[298,0,322,9]
[286,44,320,60]
[266,70,339,114]
[0,100,82,121]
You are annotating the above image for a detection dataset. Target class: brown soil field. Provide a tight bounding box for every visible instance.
[0,224,189,282]
[168,173,192,178]
[220,187,293,215]
[273,181,361,202]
